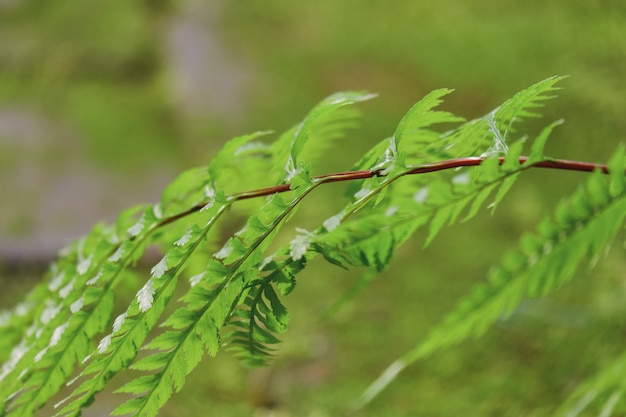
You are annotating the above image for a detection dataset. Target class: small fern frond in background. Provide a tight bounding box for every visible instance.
[556,350,626,417]
[358,145,626,406]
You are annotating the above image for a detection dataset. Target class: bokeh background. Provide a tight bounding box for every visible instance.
[1,1,625,416]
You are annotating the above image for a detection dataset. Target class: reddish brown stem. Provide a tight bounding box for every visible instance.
[402,156,610,176]
[232,156,611,201]
[159,156,614,228]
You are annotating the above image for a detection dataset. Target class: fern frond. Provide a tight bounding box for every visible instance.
[3,76,617,416]
[482,75,565,155]
[110,176,318,417]
[555,351,626,417]
[493,75,566,134]
[293,88,563,320]
[224,252,305,366]
[107,95,357,415]
[394,88,465,162]
[53,127,268,416]
[316,122,560,278]
[270,91,375,182]
[2,204,167,416]
[55,200,229,417]
[358,145,626,407]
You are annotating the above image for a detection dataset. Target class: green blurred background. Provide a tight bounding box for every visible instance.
[0,1,625,416]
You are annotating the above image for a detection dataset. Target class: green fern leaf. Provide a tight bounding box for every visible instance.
[55,196,229,417]
[494,76,566,133]
[109,141,321,416]
[358,145,626,407]
[227,258,303,366]
[270,91,375,182]
[555,351,626,416]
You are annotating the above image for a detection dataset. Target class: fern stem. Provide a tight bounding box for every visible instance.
[230,156,611,201]
[405,156,610,175]
[152,157,613,233]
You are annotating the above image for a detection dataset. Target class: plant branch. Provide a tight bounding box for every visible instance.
[232,156,611,201]
[157,156,611,229]
[7,156,610,266]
